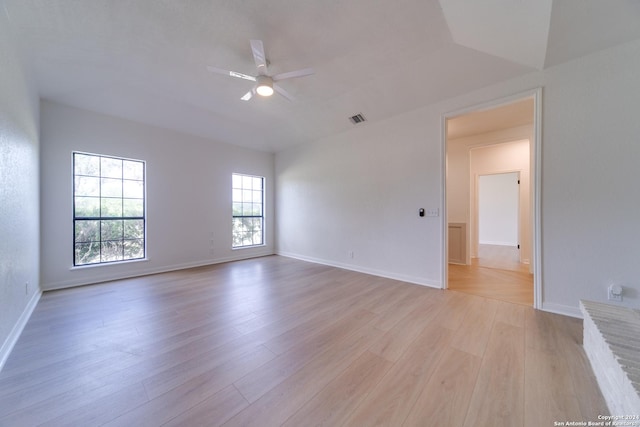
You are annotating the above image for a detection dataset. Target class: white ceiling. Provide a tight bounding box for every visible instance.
[447,98,534,140]
[4,0,640,152]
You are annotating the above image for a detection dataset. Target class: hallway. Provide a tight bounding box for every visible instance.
[448,244,533,306]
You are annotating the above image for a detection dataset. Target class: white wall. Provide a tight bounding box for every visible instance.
[276,109,444,287]
[0,15,41,368]
[40,101,274,290]
[478,172,519,246]
[276,38,640,316]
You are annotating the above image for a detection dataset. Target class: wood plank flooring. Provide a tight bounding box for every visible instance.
[449,244,534,306]
[0,255,607,426]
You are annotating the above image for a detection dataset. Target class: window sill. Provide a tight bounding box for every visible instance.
[232,244,266,250]
[70,257,149,270]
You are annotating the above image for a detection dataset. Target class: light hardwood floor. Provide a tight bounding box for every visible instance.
[449,244,534,306]
[0,256,606,426]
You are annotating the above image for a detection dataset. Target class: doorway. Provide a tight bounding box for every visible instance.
[477,171,521,269]
[443,92,540,307]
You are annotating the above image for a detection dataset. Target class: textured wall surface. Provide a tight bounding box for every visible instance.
[0,12,41,366]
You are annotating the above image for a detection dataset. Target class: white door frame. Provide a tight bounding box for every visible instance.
[441,88,542,309]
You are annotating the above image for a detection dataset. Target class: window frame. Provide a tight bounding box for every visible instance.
[232,173,265,249]
[72,151,147,267]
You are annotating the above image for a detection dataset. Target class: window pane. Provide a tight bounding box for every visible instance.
[232,174,264,248]
[101,178,122,197]
[74,154,100,176]
[232,174,242,188]
[232,218,243,247]
[73,152,145,266]
[101,157,122,178]
[123,239,144,259]
[123,199,143,217]
[101,220,123,241]
[123,180,143,198]
[75,242,100,265]
[101,198,123,217]
[123,160,143,180]
[101,241,123,262]
[124,219,144,239]
[75,197,100,217]
[74,176,100,197]
[242,218,261,244]
[75,220,99,243]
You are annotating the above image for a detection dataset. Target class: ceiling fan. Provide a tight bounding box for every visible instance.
[207,40,314,101]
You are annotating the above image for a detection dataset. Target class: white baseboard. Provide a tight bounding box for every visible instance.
[277,251,442,289]
[541,302,583,319]
[43,250,274,291]
[0,290,42,372]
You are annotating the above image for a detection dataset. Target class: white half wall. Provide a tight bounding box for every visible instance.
[0,15,41,369]
[276,38,640,315]
[40,101,275,290]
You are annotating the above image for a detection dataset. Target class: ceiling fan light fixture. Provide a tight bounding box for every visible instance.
[255,75,274,97]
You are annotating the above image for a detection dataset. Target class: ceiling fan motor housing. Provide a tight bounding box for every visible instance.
[256,75,274,96]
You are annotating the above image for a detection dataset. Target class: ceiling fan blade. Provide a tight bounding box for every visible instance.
[272,68,314,82]
[273,84,294,102]
[250,40,268,73]
[206,66,256,81]
[241,88,255,101]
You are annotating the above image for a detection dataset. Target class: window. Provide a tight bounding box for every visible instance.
[73,152,145,266]
[232,173,264,248]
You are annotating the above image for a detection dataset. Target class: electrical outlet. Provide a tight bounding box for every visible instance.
[608,284,623,302]
[348,250,354,259]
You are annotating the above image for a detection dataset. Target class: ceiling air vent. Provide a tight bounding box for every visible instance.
[349,113,367,125]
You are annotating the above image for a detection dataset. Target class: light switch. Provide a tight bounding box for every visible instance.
[426,208,439,217]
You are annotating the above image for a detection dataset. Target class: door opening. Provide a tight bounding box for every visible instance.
[476,171,526,272]
[442,91,540,307]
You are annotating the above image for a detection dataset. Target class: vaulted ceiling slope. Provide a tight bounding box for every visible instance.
[4,0,640,152]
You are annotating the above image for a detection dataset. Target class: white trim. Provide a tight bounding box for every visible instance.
[532,88,543,310]
[441,87,542,309]
[43,250,274,291]
[441,113,449,290]
[278,251,441,289]
[541,302,583,319]
[0,290,42,372]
